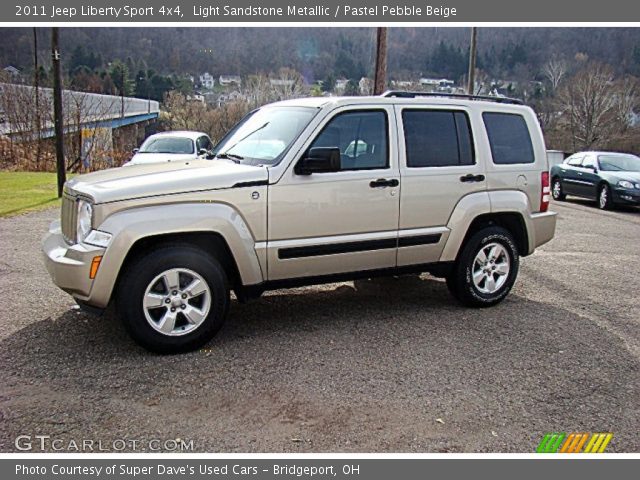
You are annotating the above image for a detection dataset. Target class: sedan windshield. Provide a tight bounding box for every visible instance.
[598,154,640,172]
[139,137,195,154]
[213,106,317,165]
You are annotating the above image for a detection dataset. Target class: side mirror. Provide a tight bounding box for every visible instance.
[295,147,341,175]
[198,148,209,156]
[132,148,139,154]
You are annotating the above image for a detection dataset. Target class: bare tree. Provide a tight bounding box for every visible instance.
[270,68,305,101]
[557,63,631,150]
[543,56,567,92]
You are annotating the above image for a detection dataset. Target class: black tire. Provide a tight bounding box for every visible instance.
[551,177,566,201]
[116,245,229,354]
[598,183,613,210]
[446,226,519,308]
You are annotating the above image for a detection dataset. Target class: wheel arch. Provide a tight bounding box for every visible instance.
[87,203,265,308]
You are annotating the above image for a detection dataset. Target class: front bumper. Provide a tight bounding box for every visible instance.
[42,220,105,302]
[612,188,640,205]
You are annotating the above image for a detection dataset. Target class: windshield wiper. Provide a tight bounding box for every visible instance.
[214,152,244,163]
[218,122,269,159]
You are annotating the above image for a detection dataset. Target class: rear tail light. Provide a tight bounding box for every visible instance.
[540,171,550,212]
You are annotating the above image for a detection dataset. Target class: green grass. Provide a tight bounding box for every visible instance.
[0,171,64,217]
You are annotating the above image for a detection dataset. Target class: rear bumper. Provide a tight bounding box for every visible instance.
[42,220,105,302]
[529,211,557,252]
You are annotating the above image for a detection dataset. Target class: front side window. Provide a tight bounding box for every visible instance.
[139,137,195,155]
[582,155,596,169]
[213,106,317,165]
[402,110,474,168]
[308,110,388,170]
[483,112,535,165]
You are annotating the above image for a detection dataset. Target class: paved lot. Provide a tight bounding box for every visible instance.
[0,199,638,453]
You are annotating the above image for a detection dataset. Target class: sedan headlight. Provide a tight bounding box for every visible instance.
[617,180,636,189]
[76,199,93,243]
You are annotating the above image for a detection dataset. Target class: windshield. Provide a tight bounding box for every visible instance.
[213,106,317,165]
[598,154,640,172]
[139,137,195,154]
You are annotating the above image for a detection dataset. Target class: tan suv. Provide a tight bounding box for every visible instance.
[43,92,557,353]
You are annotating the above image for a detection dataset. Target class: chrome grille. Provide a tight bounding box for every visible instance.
[61,195,77,244]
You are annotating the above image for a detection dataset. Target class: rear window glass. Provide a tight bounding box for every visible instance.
[482,113,534,165]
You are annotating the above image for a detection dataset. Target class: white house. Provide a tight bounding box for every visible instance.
[219,75,241,87]
[2,66,20,77]
[358,77,372,95]
[199,73,215,89]
[419,78,455,92]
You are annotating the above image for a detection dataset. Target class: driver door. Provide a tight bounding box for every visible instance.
[267,106,400,280]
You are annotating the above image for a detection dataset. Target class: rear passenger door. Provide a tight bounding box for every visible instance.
[575,154,600,199]
[395,105,486,266]
[559,155,584,196]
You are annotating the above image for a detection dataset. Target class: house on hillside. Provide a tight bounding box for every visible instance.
[419,78,455,92]
[358,77,372,95]
[2,66,20,78]
[219,75,241,87]
[199,72,215,89]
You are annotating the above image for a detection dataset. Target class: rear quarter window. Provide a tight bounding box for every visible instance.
[482,112,535,165]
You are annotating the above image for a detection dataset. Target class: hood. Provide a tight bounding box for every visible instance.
[66,159,268,204]
[125,152,197,166]
[601,171,640,183]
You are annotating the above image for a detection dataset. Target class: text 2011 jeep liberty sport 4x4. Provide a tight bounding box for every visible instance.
[43,91,557,353]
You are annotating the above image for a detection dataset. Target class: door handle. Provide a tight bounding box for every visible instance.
[370,178,399,188]
[460,174,485,183]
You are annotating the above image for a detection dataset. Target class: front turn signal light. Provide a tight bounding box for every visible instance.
[89,256,103,279]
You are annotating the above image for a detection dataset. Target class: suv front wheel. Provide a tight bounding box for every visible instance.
[116,245,230,354]
[446,226,519,307]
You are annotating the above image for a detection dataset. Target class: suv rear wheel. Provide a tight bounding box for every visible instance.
[446,226,519,307]
[116,245,229,354]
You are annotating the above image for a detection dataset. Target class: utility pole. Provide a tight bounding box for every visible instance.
[373,27,388,95]
[467,27,478,95]
[51,27,66,198]
[33,28,41,168]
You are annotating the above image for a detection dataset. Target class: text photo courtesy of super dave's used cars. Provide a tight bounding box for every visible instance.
[1,26,640,455]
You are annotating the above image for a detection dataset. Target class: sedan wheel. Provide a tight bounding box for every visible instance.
[599,184,612,210]
[552,179,565,201]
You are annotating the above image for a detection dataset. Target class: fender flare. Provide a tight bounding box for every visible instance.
[88,203,264,308]
[439,190,534,262]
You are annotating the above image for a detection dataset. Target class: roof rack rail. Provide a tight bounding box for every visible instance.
[381,90,524,105]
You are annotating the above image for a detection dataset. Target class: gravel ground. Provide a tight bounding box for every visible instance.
[0,200,638,453]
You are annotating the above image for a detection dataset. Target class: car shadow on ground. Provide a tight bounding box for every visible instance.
[559,196,640,214]
[1,274,638,452]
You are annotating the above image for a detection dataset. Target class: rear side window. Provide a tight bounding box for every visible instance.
[402,110,474,167]
[566,155,583,166]
[483,113,534,165]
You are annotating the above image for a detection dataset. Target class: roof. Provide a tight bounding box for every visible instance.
[149,131,208,140]
[573,151,639,156]
[266,94,530,111]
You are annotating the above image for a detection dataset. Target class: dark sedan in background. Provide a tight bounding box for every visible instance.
[550,152,640,210]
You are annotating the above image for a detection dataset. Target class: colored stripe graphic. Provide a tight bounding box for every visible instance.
[537,433,566,453]
[572,433,589,453]
[537,433,613,453]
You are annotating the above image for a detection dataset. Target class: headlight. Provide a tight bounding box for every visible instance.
[76,199,93,243]
[618,180,635,189]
